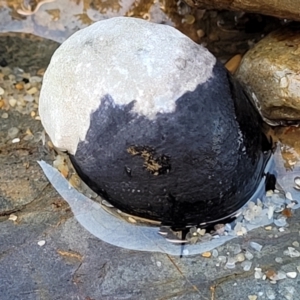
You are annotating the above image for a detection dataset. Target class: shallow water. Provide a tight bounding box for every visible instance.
[0,0,283,61]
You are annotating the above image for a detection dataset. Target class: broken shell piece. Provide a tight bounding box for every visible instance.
[286,272,297,278]
[102,199,114,208]
[37,240,46,246]
[250,241,263,252]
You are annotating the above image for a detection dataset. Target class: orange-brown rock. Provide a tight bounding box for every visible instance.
[186,0,300,21]
[236,26,300,124]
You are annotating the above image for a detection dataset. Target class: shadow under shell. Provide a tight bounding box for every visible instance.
[69,62,272,229]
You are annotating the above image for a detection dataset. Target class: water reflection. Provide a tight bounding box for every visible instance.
[0,0,282,61]
[0,0,175,43]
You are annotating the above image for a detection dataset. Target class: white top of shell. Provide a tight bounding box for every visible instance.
[39,17,216,154]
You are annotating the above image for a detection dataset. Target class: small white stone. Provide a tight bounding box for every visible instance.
[9,98,17,107]
[1,112,8,119]
[254,270,262,279]
[128,217,137,223]
[0,87,4,95]
[265,226,272,231]
[12,138,20,143]
[248,295,257,300]
[284,247,300,258]
[37,240,46,246]
[156,261,162,267]
[279,227,285,232]
[286,272,297,278]
[292,241,299,247]
[8,214,17,221]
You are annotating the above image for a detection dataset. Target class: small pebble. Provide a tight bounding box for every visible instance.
[1,112,8,119]
[196,29,205,38]
[241,260,252,271]
[235,253,245,262]
[26,87,38,94]
[37,240,46,246]
[250,242,263,252]
[156,261,162,267]
[279,227,285,232]
[286,272,297,278]
[8,214,17,221]
[254,268,263,279]
[15,82,24,90]
[265,226,272,231]
[202,251,211,258]
[296,266,300,273]
[292,241,299,247]
[197,228,206,235]
[225,54,242,74]
[0,87,4,95]
[23,94,34,102]
[9,98,17,107]
[128,217,137,223]
[183,14,195,24]
[248,296,257,300]
[12,138,20,143]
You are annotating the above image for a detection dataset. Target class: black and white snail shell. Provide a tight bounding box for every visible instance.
[39,17,272,229]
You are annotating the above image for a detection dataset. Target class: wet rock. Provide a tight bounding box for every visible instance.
[187,0,300,22]
[236,26,300,124]
[39,17,271,228]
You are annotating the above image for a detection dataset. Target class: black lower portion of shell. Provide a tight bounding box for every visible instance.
[69,62,272,229]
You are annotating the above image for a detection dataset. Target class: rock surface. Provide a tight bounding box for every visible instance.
[236,26,300,124]
[39,17,271,227]
[187,0,300,22]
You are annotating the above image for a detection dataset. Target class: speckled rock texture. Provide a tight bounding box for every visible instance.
[236,26,300,125]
